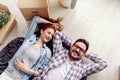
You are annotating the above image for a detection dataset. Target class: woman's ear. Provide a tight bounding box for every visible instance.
[40,29,43,34]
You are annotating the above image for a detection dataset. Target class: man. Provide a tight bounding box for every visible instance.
[34,30,107,80]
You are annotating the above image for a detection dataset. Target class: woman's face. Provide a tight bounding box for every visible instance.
[40,28,55,43]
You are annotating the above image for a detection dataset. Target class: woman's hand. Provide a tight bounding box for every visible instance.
[14,58,40,76]
[14,58,28,72]
[53,23,64,31]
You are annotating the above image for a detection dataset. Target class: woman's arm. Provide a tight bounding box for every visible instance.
[14,58,40,76]
[24,16,51,41]
[24,16,41,41]
[40,17,51,23]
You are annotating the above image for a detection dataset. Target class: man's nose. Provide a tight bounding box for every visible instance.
[76,48,80,52]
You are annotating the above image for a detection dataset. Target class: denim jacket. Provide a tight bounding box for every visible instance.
[6,16,52,80]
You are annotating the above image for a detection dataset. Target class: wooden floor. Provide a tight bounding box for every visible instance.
[0,0,120,80]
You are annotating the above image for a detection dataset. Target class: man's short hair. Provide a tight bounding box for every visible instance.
[73,39,89,52]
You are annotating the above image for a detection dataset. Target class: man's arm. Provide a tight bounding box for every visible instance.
[53,31,72,54]
[83,53,107,76]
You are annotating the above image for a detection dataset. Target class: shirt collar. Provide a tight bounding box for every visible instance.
[68,57,83,66]
[42,43,46,48]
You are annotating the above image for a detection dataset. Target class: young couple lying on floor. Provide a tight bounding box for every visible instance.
[0,16,107,80]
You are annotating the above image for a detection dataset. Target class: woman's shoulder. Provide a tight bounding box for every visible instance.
[25,35,37,42]
[43,44,52,57]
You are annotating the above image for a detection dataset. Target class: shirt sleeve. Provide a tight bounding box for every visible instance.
[37,46,52,73]
[82,53,108,76]
[53,31,72,54]
[24,16,41,41]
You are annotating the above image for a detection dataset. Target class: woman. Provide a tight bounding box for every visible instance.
[0,16,56,80]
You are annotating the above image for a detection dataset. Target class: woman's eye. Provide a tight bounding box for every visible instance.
[47,32,51,34]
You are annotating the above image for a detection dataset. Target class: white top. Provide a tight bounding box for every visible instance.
[45,58,72,80]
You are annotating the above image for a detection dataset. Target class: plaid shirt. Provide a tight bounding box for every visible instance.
[36,31,107,80]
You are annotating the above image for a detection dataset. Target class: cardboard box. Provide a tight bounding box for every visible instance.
[0,14,16,45]
[18,0,50,20]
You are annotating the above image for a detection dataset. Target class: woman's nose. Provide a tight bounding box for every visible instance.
[48,35,52,39]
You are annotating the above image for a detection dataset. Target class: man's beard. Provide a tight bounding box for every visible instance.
[69,51,81,61]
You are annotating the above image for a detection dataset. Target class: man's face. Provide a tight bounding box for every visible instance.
[69,42,87,61]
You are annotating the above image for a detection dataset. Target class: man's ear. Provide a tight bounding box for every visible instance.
[84,52,88,57]
[82,53,86,57]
